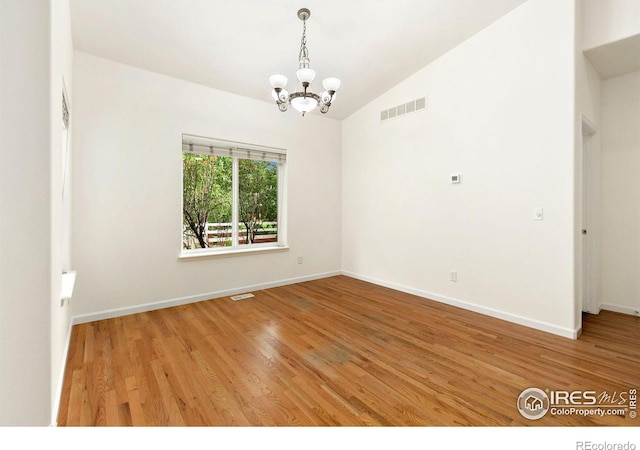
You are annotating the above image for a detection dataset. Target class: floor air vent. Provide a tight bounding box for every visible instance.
[231,293,255,301]
[380,96,427,122]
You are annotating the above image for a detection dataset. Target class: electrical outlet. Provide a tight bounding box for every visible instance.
[297,256,303,265]
[450,271,457,282]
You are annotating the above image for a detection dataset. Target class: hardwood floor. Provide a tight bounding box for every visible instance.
[57,276,639,426]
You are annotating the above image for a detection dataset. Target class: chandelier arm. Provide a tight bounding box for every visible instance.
[272,87,286,105]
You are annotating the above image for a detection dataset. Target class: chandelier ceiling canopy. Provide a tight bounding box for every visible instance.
[269,8,341,116]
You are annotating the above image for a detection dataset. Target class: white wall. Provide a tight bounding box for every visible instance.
[600,70,640,315]
[582,0,640,50]
[71,53,342,319]
[342,0,578,337]
[0,0,56,426]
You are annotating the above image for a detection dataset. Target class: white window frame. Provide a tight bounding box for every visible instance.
[180,134,288,259]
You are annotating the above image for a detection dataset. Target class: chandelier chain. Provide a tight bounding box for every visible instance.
[298,18,309,67]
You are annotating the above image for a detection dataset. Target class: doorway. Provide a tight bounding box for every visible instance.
[580,115,599,314]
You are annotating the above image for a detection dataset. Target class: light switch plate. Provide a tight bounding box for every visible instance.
[534,208,544,221]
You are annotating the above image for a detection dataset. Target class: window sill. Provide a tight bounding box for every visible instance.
[179,245,289,260]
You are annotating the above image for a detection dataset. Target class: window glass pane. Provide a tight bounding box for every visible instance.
[182,153,232,249]
[238,159,278,245]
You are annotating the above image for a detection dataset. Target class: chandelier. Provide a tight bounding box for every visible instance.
[269,8,341,116]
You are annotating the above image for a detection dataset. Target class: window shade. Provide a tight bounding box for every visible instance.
[182,134,286,163]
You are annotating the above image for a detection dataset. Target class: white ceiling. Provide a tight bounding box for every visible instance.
[584,34,640,80]
[69,0,527,120]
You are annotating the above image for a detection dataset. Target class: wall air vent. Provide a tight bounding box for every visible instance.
[380,96,427,122]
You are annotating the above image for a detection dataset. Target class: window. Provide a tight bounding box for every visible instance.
[181,134,286,256]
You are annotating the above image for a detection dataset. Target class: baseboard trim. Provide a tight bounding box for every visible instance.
[342,271,579,339]
[599,302,639,316]
[51,319,74,427]
[71,269,584,336]
[71,270,342,325]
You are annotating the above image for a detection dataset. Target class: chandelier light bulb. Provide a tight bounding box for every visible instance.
[269,74,288,89]
[291,96,319,114]
[322,77,341,92]
[296,68,316,84]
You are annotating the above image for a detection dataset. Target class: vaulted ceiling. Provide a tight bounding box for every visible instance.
[70,0,527,119]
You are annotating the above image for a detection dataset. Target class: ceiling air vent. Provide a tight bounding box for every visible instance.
[380,96,427,122]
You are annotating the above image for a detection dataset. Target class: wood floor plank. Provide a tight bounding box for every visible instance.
[124,376,146,426]
[148,359,186,426]
[58,275,640,426]
[104,389,119,426]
